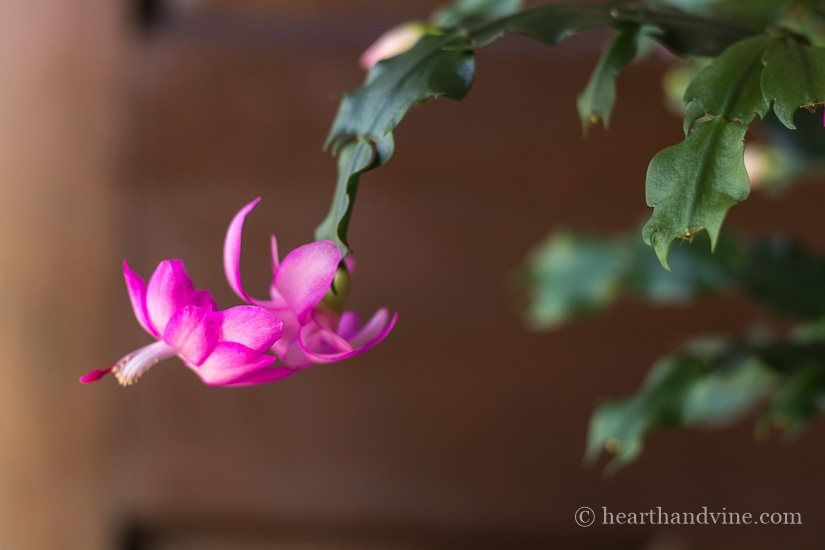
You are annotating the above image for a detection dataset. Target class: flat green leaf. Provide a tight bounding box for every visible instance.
[643,118,750,269]
[325,32,476,162]
[576,24,640,132]
[683,34,773,132]
[314,140,376,252]
[761,37,825,129]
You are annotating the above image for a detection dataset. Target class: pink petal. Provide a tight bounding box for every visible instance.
[336,311,361,340]
[193,342,278,386]
[302,322,353,354]
[220,365,296,387]
[212,305,283,352]
[274,241,340,320]
[163,305,219,366]
[300,310,398,364]
[276,340,314,369]
[123,261,156,337]
[146,260,212,332]
[224,197,261,303]
[350,308,396,349]
[270,234,280,271]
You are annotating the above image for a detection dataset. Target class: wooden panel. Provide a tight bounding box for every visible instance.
[0,1,128,548]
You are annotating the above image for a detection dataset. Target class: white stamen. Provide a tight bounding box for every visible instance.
[112,341,178,386]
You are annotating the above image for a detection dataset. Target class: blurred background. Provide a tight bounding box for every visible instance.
[3,0,825,548]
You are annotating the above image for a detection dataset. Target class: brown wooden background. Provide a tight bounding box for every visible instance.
[3,1,825,548]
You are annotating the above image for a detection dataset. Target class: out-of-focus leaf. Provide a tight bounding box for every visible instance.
[464,4,614,49]
[521,232,624,329]
[521,228,825,328]
[643,118,750,269]
[577,24,640,132]
[587,331,825,472]
[683,34,772,132]
[734,237,825,318]
[585,355,708,473]
[652,0,796,28]
[464,4,755,55]
[761,36,825,129]
[626,230,736,301]
[520,230,734,328]
[662,59,710,116]
[761,108,825,169]
[431,0,523,28]
[622,6,758,56]
[759,365,825,436]
[681,356,778,426]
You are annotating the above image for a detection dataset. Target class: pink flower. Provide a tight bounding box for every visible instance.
[359,21,427,70]
[80,259,289,386]
[224,198,397,368]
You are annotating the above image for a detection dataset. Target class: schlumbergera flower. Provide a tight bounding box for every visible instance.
[224,198,397,368]
[80,259,292,386]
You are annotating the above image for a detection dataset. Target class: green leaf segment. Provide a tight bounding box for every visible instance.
[576,23,641,132]
[586,328,825,472]
[521,228,825,328]
[315,0,825,472]
[521,227,825,470]
[645,31,825,268]
[320,1,825,263]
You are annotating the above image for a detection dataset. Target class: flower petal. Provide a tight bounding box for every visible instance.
[336,311,361,340]
[274,241,340,320]
[192,342,278,386]
[163,305,219,366]
[224,197,261,303]
[146,260,213,332]
[301,322,353,354]
[300,310,398,363]
[219,365,296,387]
[270,234,280,271]
[350,308,396,349]
[212,305,283,352]
[123,261,156,337]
